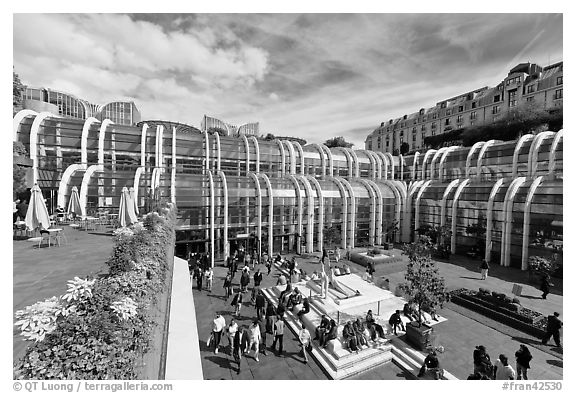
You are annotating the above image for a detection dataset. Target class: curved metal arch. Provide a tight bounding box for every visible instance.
[465,142,485,178]
[284,140,297,174]
[430,147,448,180]
[548,130,563,175]
[364,150,379,179]
[521,176,544,270]
[450,179,471,253]
[306,175,324,252]
[411,151,421,181]
[399,155,406,181]
[140,123,149,167]
[374,151,388,179]
[337,177,356,249]
[333,147,353,177]
[98,119,114,165]
[81,117,99,164]
[157,124,166,167]
[440,179,461,227]
[29,111,61,184]
[286,174,304,242]
[512,134,535,177]
[170,126,177,204]
[249,136,260,173]
[346,148,360,177]
[203,131,210,171]
[326,176,348,248]
[241,134,250,174]
[218,171,229,258]
[364,179,384,245]
[248,172,263,260]
[384,152,395,179]
[275,139,286,176]
[322,144,334,177]
[500,177,527,266]
[291,141,306,175]
[133,166,145,209]
[475,139,498,180]
[296,175,315,253]
[414,180,432,232]
[358,179,379,245]
[420,149,437,180]
[214,130,222,171]
[309,143,326,176]
[438,146,458,182]
[13,109,38,141]
[528,131,555,177]
[57,164,86,208]
[207,171,215,268]
[79,164,104,217]
[485,178,505,263]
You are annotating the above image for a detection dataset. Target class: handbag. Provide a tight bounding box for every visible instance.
[207,332,213,347]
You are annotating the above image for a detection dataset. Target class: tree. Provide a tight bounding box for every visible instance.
[207,127,227,137]
[13,69,25,110]
[323,226,341,247]
[264,133,276,141]
[13,142,28,200]
[324,136,353,148]
[398,237,447,327]
[400,142,410,155]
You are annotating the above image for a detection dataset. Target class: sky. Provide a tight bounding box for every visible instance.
[13,13,563,148]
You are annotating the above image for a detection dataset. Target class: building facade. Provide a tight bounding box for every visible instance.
[365,62,563,154]
[14,110,562,272]
[22,87,141,126]
[201,115,260,137]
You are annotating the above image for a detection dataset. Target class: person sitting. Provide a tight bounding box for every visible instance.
[389,309,405,335]
[276,274,288,286]
[310,271,319,281]
[279,283,293,305]
[287,287,302,309]
[418,350,444,380]
[343,321,360,352]
[422,302,439,322]
[403,302,418,322]
[276,302,286,318]
[320,319,338,349]
[366,310,385,339]
[341,264,351,274]
[314,315,330,342]
[297,297,310,320]
[353,318,369,347]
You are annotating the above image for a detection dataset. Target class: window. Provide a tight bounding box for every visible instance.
[457,115,463,123]
[412,133,416,142]
[508,90,517,107]
[554,89,563,99]
[421,125,426,131]
[459,105,464,112]
[526,84,535,94]
[445,118,451,126]
[431,122,437,129]
[457,124,463,129]
[431,129,436,136]
[557,76,563,85]
[494,95,501,103]
[470,121,475,127]
[492,105,500,115]
[526,96,535,103]
[440,102,446,108]
[471,101,477,109]
[421,132,426,141]
[470,111,477,120]
[446,108,451,116]
[432,113,438,120]
[386,140,389,147]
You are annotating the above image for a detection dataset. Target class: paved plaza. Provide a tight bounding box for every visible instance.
[13,228,563,380]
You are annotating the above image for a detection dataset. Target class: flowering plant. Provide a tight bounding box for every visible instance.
[14,297,61,341]
[61,276,96,303]
[110,297,138,320]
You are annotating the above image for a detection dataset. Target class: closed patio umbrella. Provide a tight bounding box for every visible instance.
[25,184,51,231]
[118,187,138,227]
[129,187,139,216]
[67,186,82,218]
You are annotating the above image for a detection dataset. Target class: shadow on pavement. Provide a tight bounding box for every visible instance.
[205,355,234,369]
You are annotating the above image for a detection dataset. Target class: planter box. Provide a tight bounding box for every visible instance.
[405,322,435,351]
[452,295,546,338]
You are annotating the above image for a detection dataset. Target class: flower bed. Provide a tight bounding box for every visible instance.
[13,203,176,380]
[350,249,402,267]
[450,288,546,338]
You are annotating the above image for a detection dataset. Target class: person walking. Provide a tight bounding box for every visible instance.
[540,273,552,299]
[271,316,285,356]
[541,312,563,348]
[240,269,250,293]
[298,321,312,363]
[226,318,239,354]
[205,267,214,292]
[493,354,516,380]
[266,255,272,275]
[195,266,204,291]
[254,269,263,288]
[334,246,340,264]
[480,259,489,280]
[211,313,226,354]
[233,325,247,374]
[389,310,405,335]
[255,289,266,321]
[263,312,276,356]
[366,261,375,282]
[297,296,310,320]
[223,272,233,300]
[248,319,261,362]
[321,247,328,264]
[231,289,243,317]
[515,344,532,380]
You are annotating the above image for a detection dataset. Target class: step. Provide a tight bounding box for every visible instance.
[389,336,458,380]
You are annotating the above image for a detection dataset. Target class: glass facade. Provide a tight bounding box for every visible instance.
[15,110,562,271]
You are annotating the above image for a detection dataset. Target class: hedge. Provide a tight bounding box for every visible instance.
[13,203,177,379]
